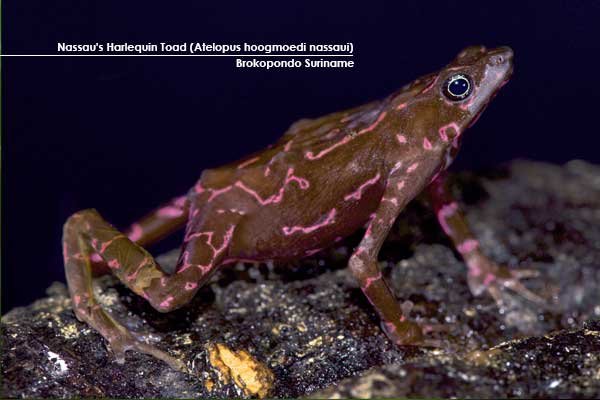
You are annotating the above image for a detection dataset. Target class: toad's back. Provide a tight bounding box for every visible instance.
[195,100,410,260]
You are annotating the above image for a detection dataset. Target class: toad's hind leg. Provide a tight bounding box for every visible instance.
[124,195,189,248]
[88,195,190,275]
[62,208,238,370]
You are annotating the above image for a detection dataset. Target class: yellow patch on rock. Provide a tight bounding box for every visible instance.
[60,323,80,339]
[465,348,501,367]
[207,343,274,398]
[204,377,214,392]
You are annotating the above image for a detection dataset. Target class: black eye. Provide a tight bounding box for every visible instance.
[443,74,472,101]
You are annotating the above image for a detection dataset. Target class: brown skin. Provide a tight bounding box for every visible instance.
[63,46,540,370]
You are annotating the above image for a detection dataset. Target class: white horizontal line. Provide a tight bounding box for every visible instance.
[1,54,354,57]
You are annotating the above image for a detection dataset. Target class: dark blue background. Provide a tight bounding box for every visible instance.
[3,1,600,311]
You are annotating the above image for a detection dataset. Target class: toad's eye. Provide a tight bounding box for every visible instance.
[443,74,472,101]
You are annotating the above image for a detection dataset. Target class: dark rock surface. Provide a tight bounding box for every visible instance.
[2,160,600,398]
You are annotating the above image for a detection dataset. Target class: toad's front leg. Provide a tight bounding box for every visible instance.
[348,177,428,346]
[427,171,543,305]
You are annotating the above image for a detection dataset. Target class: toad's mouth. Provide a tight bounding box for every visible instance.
[467,70,512,130]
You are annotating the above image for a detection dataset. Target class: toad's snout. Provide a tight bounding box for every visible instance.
[487,46,514,66]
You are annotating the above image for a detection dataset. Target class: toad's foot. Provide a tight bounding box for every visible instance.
[380,318,450,348]
[380,301,450,348]
[465,252,546,308]
[75,303,187,372]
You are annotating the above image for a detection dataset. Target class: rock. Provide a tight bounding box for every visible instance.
[2,160,600,398]
[309,322,600,399]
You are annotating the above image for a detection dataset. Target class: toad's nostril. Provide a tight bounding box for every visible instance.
[492,47,514,63]
[489,54,508,66]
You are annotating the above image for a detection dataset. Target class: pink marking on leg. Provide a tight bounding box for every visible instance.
[423,137,432,150]
[128,223,143,242]
[344,173,381,201]
[126,256,151,281]
[483,273,496,285]
[173,196,187,208]
[395,102,407,110]
[437,202,458,235]
[184,282,198,291]
[468,260,483,277]
[457,239,479,254]
[384,321,397,334]
[157,206,184,218]
[382,197,398,206]
[237,156,260,169]
[397,180,405,190]
[363,212,377,238]
[364,223,373,238]
[213,225,235,256]
[197,263,213,275]
[390,161,403,175]
[194,182,205,194]
[108,259,121,269]
[363,272,382,289]
[160,277,167,287]
[183,226,235,274]
[406,162,419,173]
[90,253,102,263]
[176,251,195,273]
[73,295,81,307]
[283,208,337,235]
[98,235,126,253]
[159,295,174,309]
[396,134,407,144]
[184,230,213,243]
